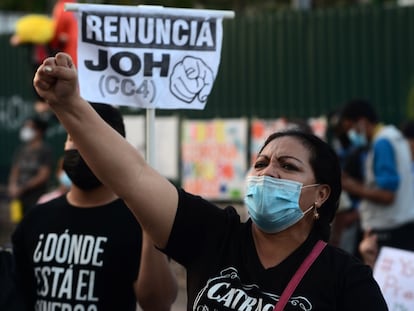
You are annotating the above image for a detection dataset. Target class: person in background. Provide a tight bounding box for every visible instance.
[12,102,177,311]
[33,52,388,310]
[358,231,379,269]
[328,110,367,257]
[37,156,71,204]
[7,116,53,217]
[358,119,414,269]
[340,99,414,253]
[49,0,78,66]
[400,120,414,189]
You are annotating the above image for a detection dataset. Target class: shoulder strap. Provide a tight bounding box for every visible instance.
[273,240,327,311]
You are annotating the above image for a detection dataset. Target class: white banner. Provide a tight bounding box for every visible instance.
[75,4,227,110]
[373,246,414,310]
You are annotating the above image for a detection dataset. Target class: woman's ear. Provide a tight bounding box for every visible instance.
[315,184,331,207]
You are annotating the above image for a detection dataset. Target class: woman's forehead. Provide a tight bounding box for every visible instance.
[261,136,310,159]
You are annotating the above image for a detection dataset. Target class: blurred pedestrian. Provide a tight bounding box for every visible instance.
[340,99,414,253]
[401,120,414,190]
[7,116,53,218]
[328,110,367,257]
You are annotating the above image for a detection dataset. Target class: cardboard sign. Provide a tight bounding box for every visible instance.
[75,4,226,110]
[373,246,414,310]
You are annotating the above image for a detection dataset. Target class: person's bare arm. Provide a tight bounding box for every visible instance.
[7,165,20,198]
[359,230,378,268]
[135,232,178,310]
[33,53,178,248]
[342,173,395,205]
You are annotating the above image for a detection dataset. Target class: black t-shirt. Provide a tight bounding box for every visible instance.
[12,195,142,311]
[164,188,388,311]
[0,248,26,311]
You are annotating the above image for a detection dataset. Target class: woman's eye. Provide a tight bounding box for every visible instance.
[254,161,267,169]
[281,163,297,170]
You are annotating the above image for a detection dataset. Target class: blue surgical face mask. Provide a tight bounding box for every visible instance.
[347,129,367,148]
[58,171,72,188]
[244,176,318,233]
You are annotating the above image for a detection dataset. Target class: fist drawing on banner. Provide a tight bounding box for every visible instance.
[170,56,214,104]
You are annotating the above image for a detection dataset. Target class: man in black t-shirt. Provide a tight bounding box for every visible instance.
[12,103,177,310]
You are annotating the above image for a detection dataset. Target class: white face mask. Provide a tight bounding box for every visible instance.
[19,126,36,142]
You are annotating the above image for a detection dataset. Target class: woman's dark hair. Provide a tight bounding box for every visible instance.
[340,98,378,123]
[259,130,342,241]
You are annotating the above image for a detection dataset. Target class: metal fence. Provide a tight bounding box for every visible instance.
[200,4,414,121]
[1,4,414,183]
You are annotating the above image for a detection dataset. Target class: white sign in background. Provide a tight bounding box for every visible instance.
[373,246,414,311]
[123,115,179,180]
[75,4,224,110]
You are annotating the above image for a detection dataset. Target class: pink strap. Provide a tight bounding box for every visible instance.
[273,240,327,311]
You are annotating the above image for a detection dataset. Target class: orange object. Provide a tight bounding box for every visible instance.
[49,0,78,66]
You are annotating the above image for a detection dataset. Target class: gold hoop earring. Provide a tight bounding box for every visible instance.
[313,203,320,220]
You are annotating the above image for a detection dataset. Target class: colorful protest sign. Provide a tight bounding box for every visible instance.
[373,246,414,310]
[250,117,327,164]
[74,4,228,109]
[181,119,247,200]
[250,118,289,162]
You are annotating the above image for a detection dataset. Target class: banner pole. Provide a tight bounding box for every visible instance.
[64,3,235,19]
[146,108,156,167]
